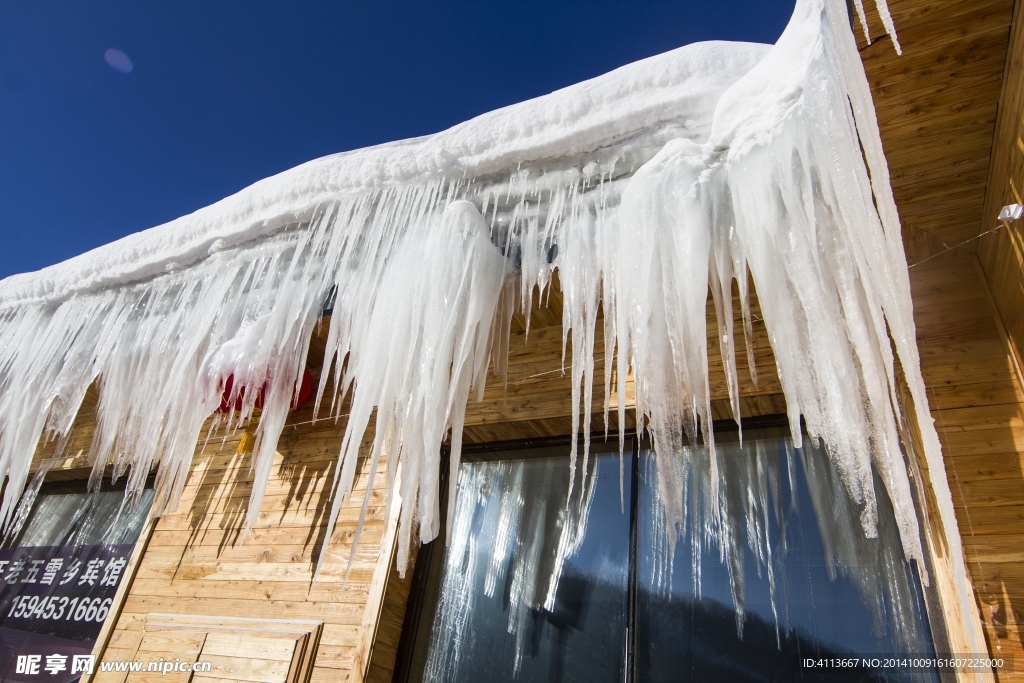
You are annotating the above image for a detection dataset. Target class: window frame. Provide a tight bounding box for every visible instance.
[2,472,156,550]
[391,414,945,683]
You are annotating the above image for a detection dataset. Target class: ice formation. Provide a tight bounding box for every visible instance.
[642,436,931,657]
[0,0,980,655]
[424,456,599,679]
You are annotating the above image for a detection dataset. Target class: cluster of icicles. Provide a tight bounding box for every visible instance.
[0,0,980,654]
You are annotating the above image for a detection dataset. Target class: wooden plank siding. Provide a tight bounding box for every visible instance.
[909,258,1024,677]
[970,0,1024,674]
[856,0,1012,266]
[92,420,384,683]
[977,0,1024,391]
[851,0,1024,678]
[460,281,785,444]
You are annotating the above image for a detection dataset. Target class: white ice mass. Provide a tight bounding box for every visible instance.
[0,0,980,653]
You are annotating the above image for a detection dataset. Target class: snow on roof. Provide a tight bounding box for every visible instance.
[0,40,766,308]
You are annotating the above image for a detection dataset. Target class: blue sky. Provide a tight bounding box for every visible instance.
[0,1,795,280]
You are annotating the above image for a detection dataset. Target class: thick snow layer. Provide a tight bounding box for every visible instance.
[0,41,764,308]
[0,0,981,657]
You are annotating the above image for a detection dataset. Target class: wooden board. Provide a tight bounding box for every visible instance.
[126,629,205,683]
[909,257,1024,681]
[857,0,1013,266]
[101,614,321,683]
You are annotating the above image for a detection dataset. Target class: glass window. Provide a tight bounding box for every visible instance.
[405,442,632,683]
[637,426,938,683]
[0,485,155,682]
[398,425,940,683]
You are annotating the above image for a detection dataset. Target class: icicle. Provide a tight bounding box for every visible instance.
[3,458,57,544]
[313,199,506,580]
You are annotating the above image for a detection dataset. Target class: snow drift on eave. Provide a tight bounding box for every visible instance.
[0,0,980,654]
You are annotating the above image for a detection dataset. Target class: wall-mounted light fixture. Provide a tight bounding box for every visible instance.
[998,204,1023,223]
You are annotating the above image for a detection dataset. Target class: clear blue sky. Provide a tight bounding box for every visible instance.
[0,1,795,280]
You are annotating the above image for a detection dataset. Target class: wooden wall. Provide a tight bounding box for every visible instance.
[460,283,785,445]
[856,0,1013,268]
[970,0,1024,675]
[909,257,1024,680]
[92,402,393,682]
[978,0,1024,404]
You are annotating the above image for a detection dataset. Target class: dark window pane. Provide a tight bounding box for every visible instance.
[0,489,155,682]
[412,445,632,683]
[16,490,155,548]
[637,429,939,683]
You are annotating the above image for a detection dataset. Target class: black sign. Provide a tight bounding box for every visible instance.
[0,545,132,683]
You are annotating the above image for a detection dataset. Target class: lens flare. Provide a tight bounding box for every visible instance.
[104,48,133,74]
